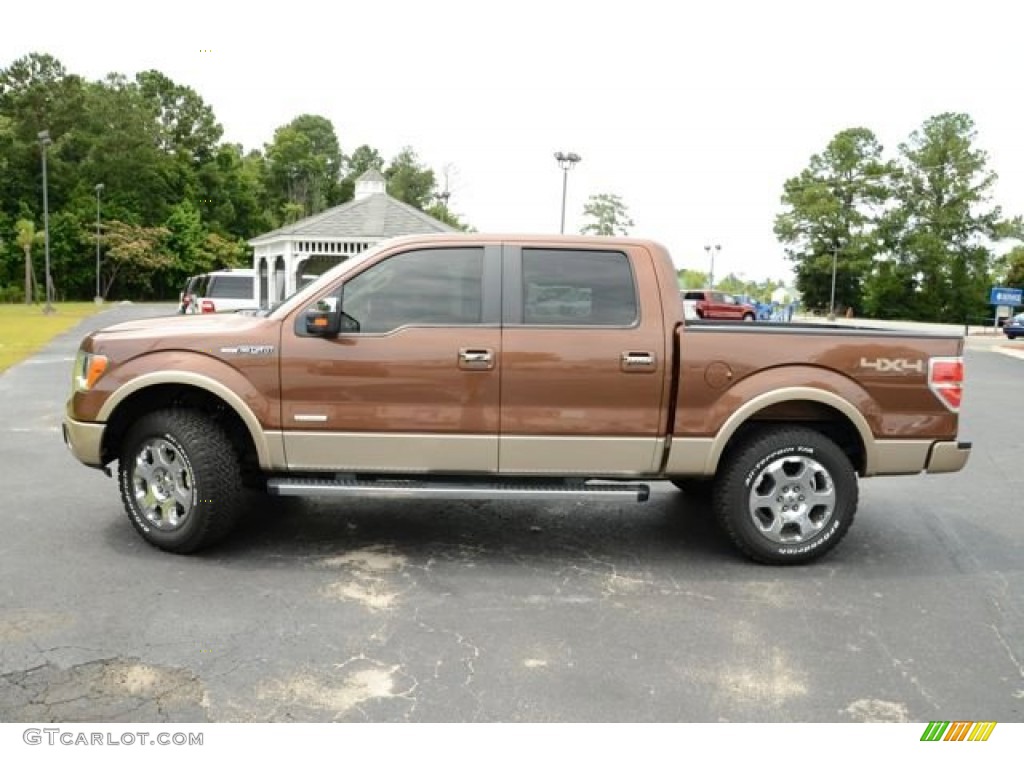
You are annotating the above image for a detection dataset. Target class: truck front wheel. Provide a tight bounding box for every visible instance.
[118,409,246,553]
[713,427,858,564]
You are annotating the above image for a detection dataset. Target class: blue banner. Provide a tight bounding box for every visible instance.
[989,286,1023,306]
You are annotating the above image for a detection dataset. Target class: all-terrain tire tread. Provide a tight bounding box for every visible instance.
[118,408,246,554]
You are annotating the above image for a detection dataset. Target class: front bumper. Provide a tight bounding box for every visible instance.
[62,402,106,469]
[926,440,972,473]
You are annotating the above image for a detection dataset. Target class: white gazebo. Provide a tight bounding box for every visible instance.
[248,169,456,308]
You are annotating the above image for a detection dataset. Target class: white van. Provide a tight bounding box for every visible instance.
[184,269,257,314]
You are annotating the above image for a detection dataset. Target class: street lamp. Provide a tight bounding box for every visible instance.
[94,183,104,302]
[554,151,581,234]
[38,130,53,314]
[703,243,721,288]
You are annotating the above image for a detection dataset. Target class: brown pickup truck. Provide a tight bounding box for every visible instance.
[63,234,971,564]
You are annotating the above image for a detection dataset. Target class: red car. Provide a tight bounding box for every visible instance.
[682,290,756,321]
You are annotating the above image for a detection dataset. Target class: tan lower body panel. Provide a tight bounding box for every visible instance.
[63,414,105,467]
[662,437,715,476]
[925,441,971,473]
[498,436,664,476]
[865,440,933,476]
[282,432,498,473]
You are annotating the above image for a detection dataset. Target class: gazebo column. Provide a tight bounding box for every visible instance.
[284,251,295,297]
[257,257,269,308]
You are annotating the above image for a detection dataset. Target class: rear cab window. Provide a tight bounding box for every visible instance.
[521,249,638,326]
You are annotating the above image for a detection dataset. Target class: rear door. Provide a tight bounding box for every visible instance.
[278,244,502,472]
[498,245,670,475]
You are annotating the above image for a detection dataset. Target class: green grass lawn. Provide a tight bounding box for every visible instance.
[0,302,105,373]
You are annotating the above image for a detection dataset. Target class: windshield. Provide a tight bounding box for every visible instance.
[267,243,387,319]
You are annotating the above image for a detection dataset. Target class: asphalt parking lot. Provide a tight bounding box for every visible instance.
[0,305,1021,722]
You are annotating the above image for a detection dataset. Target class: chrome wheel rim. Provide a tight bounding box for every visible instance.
[748,455,835,544]
[131,438,194,530]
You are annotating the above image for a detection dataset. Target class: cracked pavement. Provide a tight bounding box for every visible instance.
[0,304,1022,721]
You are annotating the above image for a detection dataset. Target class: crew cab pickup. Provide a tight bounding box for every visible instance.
[63,234,971,563]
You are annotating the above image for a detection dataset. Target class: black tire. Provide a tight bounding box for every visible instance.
[118,409,246,553]
[670,478,715,499]
[742,313,755,322]
[713,427,858,564]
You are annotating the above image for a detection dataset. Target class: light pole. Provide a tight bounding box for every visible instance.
[704,243,721,288]
[38,130,53,314]
[554,151,581,234]
[94,183,104,302]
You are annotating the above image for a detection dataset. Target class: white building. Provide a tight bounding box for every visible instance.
[248,169,456,308]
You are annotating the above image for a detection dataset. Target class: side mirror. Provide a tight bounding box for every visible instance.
[305,297,342,336]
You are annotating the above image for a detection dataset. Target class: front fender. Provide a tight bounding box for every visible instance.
[88,351,282,470]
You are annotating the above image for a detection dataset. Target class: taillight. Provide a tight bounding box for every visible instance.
[929,357,963,412]
[201,299,216,313]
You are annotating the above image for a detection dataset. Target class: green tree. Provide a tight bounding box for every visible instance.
[715,273,748,295]
[580,193,634,236]
[677,269,709,289]
[100,220,170,299]
[160,200,207,295]
[775,128,894,314]
[78,74,177,225]
[198,232,248,271]
[136,70,222,163]
[265,115,342,219]
[0,53,88,224]
[997,245,1024,288]
[196,144,274,238]
[347,144,384,177]
[385,147,435,210]
[874,113,1009,322]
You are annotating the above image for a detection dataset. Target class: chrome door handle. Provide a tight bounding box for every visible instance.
[622,352,654,366]
[621,351,656,372]
[459,348,495,370]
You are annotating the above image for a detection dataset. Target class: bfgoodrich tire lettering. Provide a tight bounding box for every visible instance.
[713,427,858,564]
[118,409,246,553]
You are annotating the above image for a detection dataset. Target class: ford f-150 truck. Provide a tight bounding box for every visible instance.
[63,234,971,564]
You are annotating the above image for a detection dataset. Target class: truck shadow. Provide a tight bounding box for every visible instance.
[102,487,748,572]
[229,489,736,565]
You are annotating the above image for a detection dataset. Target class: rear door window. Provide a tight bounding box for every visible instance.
[521,249,638,326]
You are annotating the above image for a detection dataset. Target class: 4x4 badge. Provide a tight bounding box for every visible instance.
[859,357,924,373]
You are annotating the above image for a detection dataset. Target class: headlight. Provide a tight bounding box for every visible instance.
[73,350,109,392]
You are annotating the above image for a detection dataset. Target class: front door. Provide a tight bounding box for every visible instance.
[279,245,502,473]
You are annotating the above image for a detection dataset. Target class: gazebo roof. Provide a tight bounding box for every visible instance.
[249,190,455,245]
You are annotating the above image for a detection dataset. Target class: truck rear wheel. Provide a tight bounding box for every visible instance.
[713,427,857,564]
[118,409,246,553]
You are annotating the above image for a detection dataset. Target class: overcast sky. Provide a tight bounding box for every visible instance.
[3,0,1022,281]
